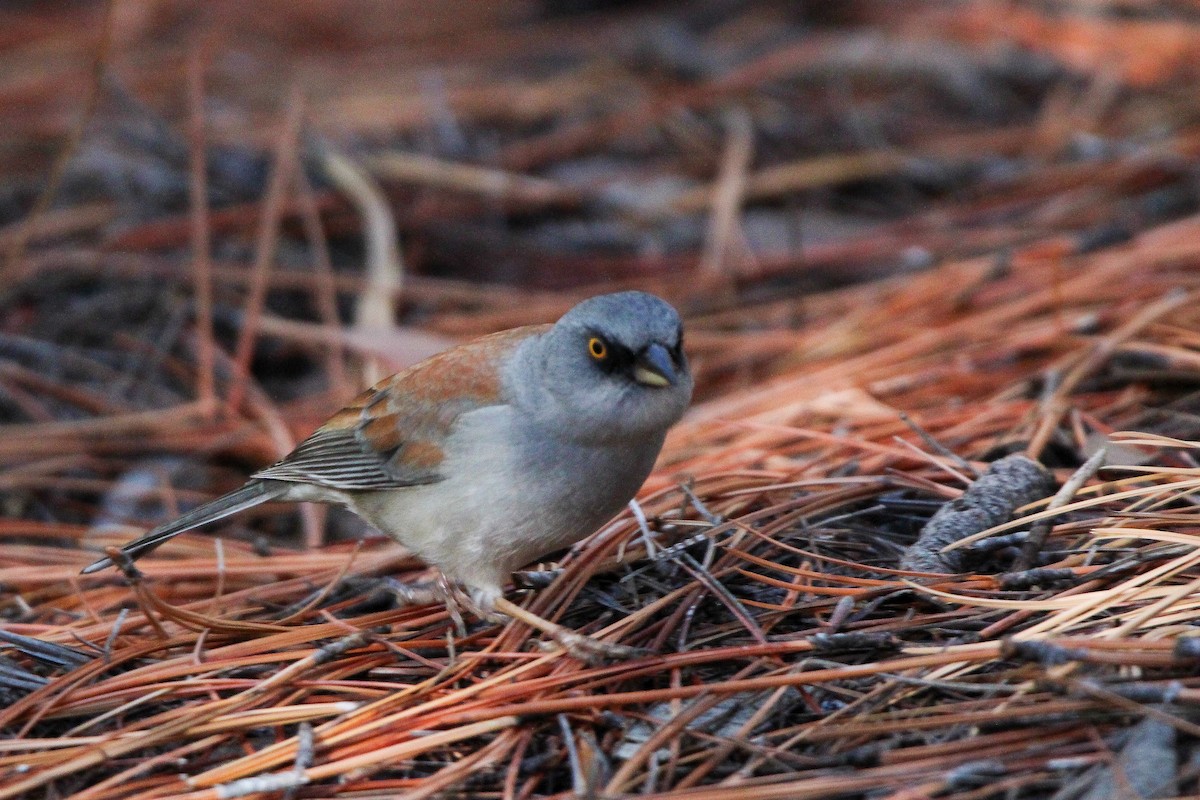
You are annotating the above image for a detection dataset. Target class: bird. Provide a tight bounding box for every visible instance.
[83,291,693,661]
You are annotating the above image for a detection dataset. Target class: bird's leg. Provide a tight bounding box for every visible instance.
[435,573,472,638]
[380,576,472,637]
[511,569,562,590]
[383,576,645,662]
[379,577,441,607]
[489,596,647,666]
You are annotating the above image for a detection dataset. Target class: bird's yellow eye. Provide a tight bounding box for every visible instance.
[588,337,608,360]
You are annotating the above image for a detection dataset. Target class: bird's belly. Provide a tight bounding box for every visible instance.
[348,409,661,592]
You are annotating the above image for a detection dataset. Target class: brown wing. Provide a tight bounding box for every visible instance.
[254,325,549,490]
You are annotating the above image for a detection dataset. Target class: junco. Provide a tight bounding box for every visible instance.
[84,291,692,660]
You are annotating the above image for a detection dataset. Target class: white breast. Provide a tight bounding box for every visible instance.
[345,405,660,604]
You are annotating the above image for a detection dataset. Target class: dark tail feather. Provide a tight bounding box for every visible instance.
[81,480,286,574]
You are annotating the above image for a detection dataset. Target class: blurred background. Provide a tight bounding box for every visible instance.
[7,0,1200,538]
[11,1,1194,287]
[0,0,1198,535]
[9,5,1200,797]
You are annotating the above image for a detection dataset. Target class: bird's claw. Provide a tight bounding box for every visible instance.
[379,577,441,607]
[539,630,649,665]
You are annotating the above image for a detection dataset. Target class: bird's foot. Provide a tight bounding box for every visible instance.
[437,574,479,638]
[380,576,477,637]
[511,568,562,590]
[379,577,441,607]
[490,596,648,665]
[378,578,649,662]
[536,629,649,666]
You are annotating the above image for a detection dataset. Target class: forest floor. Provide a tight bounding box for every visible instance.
[4,2,1200,798]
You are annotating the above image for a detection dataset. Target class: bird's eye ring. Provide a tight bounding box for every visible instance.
[587,337,608,360]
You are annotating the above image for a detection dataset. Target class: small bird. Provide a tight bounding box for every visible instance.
[84,291,692,660]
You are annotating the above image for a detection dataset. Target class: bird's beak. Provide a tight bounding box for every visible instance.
[633,342,677,388]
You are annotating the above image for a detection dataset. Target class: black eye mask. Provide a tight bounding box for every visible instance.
[585,332,635,376]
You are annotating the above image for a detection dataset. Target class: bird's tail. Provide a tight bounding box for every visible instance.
[81,480,287,574]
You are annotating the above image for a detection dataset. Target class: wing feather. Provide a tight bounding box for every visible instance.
[253,325,548,491]
[252,428,424,489]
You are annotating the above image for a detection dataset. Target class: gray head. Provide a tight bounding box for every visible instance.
[510,291,693,443]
